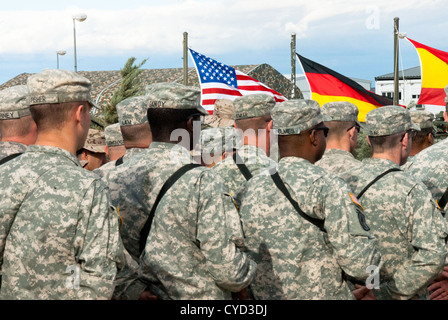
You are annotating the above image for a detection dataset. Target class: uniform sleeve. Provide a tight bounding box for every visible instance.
[74,179,125,299]
[377,184,448,299]
[195,170,257,292]
[315,176,382,282]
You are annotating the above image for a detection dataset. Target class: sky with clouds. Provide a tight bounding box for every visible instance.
[0,0,447,91]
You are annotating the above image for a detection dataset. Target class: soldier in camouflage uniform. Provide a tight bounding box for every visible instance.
[315,101,362,174]
[104,122,126,161]
[0,69,124,299]
[77,128,107,170]
[0,85,37,164]
[203,99,235,128]
[238,99,381,300]
[401,109,436,171]
[210,94,277,201]
[199,126,239,168]
[119,82,256,300]
[93,95,151,179]
[340,105,447,300]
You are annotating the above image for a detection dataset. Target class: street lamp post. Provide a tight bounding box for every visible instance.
[73,13,87,72]
[56,50,66,69]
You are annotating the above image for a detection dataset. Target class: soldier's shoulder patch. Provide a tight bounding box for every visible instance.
[349,192,364,210]
[349,193,370,231]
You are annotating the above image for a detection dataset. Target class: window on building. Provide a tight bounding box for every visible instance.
[412,94,420,99]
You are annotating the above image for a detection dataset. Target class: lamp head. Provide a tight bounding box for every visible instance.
[73,14,87,22]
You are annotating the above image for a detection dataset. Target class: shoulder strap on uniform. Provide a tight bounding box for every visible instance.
[270,171,326,233]
[437,188,448,217]
[356,168,402,200]
[0,153,22,166]
[232,152,253,181]
[139,163,201,253]
[115,156,124,167]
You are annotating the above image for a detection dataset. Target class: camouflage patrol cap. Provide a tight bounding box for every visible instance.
[27,69,96,107]
[321,101,362,126]
[104,123,124,147]
[116,95,148,126]
[0,85,30,120]
[203,99,235,127]
[272,99,331,135]
[364,106,420,136]
[445,84,448,103]
[200,126,240,155]
[409,110,435,130]
[146,82,208,115]
[233,94,275,120]
[83,128,106,153]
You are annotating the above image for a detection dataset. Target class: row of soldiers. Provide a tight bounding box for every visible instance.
[0,68,448,300]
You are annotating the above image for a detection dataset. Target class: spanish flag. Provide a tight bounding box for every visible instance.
[296,53,393,122]
[406,38,448,106]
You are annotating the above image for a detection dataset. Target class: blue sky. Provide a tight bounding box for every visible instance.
[1,0,447,90]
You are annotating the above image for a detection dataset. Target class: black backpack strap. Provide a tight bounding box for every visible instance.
[437,187,448,216]
[139,163,201,253]
[115,156,124,167]
[357,168,402,200]
[232,152,253,181]
[0,153,22,166]
[270,171,326,233]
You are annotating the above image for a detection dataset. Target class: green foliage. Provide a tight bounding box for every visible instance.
[102,57,148,125]
[353,130,372,161]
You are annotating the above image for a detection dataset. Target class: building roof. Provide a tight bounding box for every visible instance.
[375,66,421,81]
[0,64,301,113]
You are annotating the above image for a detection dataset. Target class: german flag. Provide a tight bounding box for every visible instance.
[406,38,448,106]
[296,53,393,122]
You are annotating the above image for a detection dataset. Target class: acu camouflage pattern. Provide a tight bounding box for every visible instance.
[405,137,448,211]
[363,106,420,136]
[26,69,96,107]
[0,145,124,299]
[0,141,27,162]
[233,94,275,120]
[107,142,256,299]
[115,95,149,127]
[238,156,381,299]
[271,99,331,135]
[212,144,277,201]
[0,85,30,119]
[104,123,124,147]
[409,110,435,130]
[199,126,240,157]
[320,101,362,125]
[315,148,361,175]
[146,82,208,115]
[340,158,448,299]
[95,147,148,180]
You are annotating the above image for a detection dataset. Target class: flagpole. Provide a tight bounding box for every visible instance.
[291,32,296,99]
[393,17,399,106]
[183,32,188,86]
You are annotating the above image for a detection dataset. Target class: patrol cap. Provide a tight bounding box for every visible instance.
[83,128,106,153]
[233,94,275,120]
[27,69,96,108]
[104,123,124,147]
[116,95,148,127]
[146,82,208,115]
[203,99,235,128]
[321,101,362,126]
[445,84,448,103]
[0,85,30,120]
[272,99,331,135]
[364,106,420,136]
[409,110,435,130]
[200,126,240,155]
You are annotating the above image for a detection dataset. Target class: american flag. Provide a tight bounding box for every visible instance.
[189,48,287,114]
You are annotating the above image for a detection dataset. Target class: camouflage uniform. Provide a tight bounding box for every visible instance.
[340,106,447,300]
[212,94,277,199]
[130,83,256,299]
[315,101,362,174]
[93,123,124,177]
[203,99,234,128]
[0,85,30,162]
[401,110,435,169]
[93,96,149,179]
[239,100,381,300]
[0,70,124,300]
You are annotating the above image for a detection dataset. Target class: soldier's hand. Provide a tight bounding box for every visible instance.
[428,279,448,300]
[232,288,250,300]
[138,290,158,300]
[352,284,377,300]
